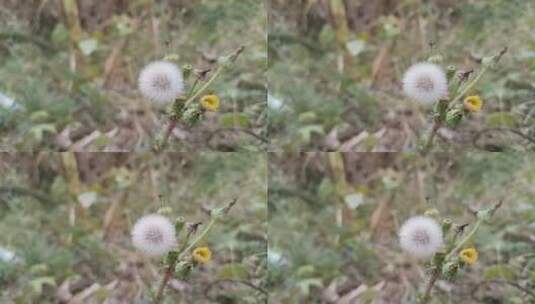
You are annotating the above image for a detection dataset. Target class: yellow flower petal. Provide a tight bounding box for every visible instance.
[459,247,478,265]
[463,95,483,112]
[192,247,212,264]
[200,95,220,111]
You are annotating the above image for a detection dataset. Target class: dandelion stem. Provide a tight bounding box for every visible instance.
[156,120,178,152]
[154,228,195,303]
[421,269,440,304]
[154,256,178,304]
[422,120,442,154]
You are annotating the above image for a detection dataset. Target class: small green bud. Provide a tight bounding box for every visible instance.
[174,261,193,279]
[182,106,202,126]
[477,201,503,222]
[182,64,193,79]
[427,54,443,64]
[163,54,179,62]
[424,209,440,218]
[442,261,459,281]
[446,108,463,128]
[446,65,456,81]
[175,216,185,233]
[211,198,238,220]
[157,206,172,215]
[442,219,452,234]
[476,207,494,222]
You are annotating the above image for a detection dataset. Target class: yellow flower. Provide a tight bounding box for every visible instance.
[200,95,220,111]
[192,247,212,264]
[459,247,478,265]
[463,95,483,112]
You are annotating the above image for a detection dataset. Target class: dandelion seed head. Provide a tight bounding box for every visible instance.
[402,62,448,104]
[399,216,443,259]
[131,214,176,257]
[138,61,184,103]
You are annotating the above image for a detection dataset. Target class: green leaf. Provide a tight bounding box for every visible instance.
[298,111,317,123]
[29,263,49,274]
[296,278,323,296]
[78,38,99,56]
[218,264,249,280]
[298,125,324,143]
[29,124,57,141]
[30,276,56,295]
[486,112,520,128]
[51,23,69,47]
[30,110,50,123]
[483,265,516,281]
[220,113,250,128]
[296,265,315,277]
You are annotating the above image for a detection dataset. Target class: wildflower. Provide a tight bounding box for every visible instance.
[192,247,212,264]
[200,94,220,111]
[131,214,177,257]
[459,248,478,265]
[138,61,184,103]
[399,216,444,259]
[463,95,483,112]
[402,62,448,104]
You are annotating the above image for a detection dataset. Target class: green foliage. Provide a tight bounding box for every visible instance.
[0,152,267,303]
[0,0,266,151]
[268,152,535,303]
[269,0,535,151]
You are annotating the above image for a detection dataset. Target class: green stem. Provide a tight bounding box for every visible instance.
[179,218,217,259]
[450,66,489,104]
[183,66,225,109]
[421,270,440,304]
[422,119,442,154]
[445,220,482,260]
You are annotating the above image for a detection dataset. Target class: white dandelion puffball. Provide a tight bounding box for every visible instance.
[138,61,184,103]
[402,62,448,104]
[131,214,177,257]
[399,216,443,259]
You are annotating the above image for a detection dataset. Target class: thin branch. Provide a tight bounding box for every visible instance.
[473,127,535,151]
[203,279,268,299]
[0,186,57,205]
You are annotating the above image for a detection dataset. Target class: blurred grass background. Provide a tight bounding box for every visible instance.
[0,0,266,151]
[268,152,535,303]
[0,152,267,303]
[268,0,535,152]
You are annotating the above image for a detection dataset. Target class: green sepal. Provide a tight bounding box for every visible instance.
[175,260,193,279]
[446,65,456,82]
[446,108,463,128]
[175,216,185,233]
[166,251,179,265]
[442,219,452,235]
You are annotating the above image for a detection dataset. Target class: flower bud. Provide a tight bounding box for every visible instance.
[442,261,459,281]
[446,65,456,82]
[446,108,463,128]
[182,64,193,79]
[441,219,452,234]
